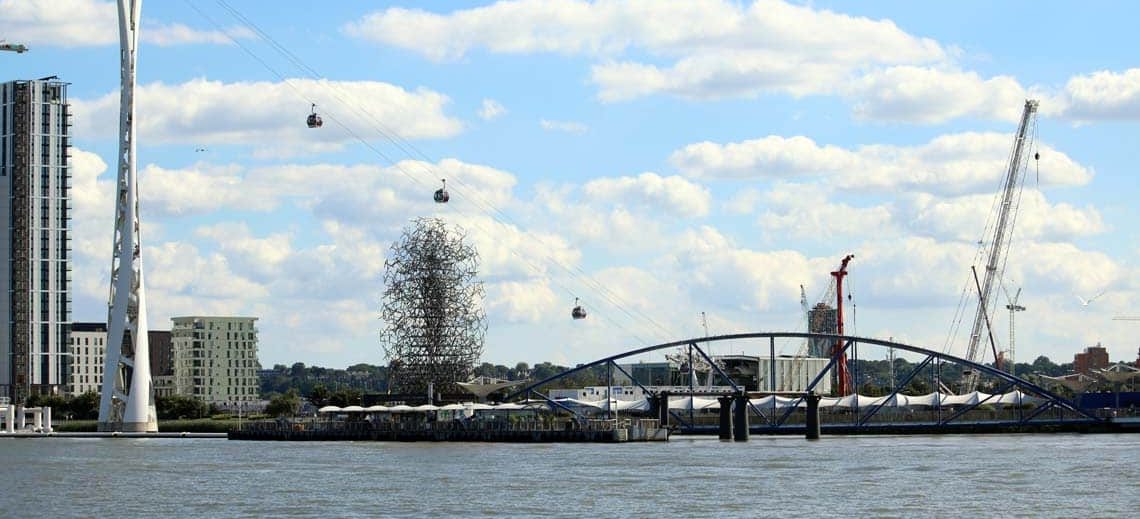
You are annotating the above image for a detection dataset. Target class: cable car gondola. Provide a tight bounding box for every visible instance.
[434,178,449,203]
[306,103,323,128]
[571,297,587,320]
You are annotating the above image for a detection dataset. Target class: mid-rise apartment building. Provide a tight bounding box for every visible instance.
[1,78,72,403]
[67,322,173,397]
[68,322,107,395]
[171,316,261,407]
[1074,343,1110,375]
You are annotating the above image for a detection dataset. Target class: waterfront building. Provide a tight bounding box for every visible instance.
[1,78,72,403]
[170,316,261,407]
[66,322,173,397]
[68,322,106,396]
[808,303,838,358]
[1074,343,1110,374]
[149,330,173,397]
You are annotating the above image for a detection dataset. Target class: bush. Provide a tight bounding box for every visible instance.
[156,395,210,420]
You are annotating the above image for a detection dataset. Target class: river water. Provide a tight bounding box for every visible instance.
[1,434,1136,518]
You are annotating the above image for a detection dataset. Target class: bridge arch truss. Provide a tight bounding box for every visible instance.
[505,332,1104,434]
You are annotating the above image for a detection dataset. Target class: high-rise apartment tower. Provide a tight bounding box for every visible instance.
[0,79,72,404]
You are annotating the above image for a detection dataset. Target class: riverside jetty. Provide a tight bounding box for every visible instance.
[229,416,669,443]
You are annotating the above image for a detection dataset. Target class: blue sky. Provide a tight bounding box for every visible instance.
[3,0,1139,371]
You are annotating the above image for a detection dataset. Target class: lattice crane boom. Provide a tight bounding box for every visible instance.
[963,100,1038,391]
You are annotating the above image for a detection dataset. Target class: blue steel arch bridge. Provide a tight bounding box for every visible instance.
[504,332,1109,435]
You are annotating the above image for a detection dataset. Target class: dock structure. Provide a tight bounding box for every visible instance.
[229,417,668,443]
[1,404,53,433]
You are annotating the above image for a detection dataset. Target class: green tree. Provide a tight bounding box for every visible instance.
[156,394,209,420]
[308,384,330,406]
[328,388,363,407]
[68,391,100,419]
[265,390,301,417]
[903,379,930,395]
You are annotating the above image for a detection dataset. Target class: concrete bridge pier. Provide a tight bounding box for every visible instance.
[717,396,733,440]
[805,392,822,440]
[656,392,670,428]
[732,394,749,442]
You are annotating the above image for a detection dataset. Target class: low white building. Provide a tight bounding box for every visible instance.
[170,316,261,407]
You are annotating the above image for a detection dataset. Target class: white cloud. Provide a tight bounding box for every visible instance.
[70,78,463,151]
[452,215,582,280]
[724,188,763,215]
[144,241,269,300]
[904,190,1106,243]
[0,0,252,47]
[671,135,857,180]
[478,98,507,120]
[346,0,955,108]
[339,0,1140,126]
[486,279,559,323]
[193,223,295,281]
[345,0,944,64]
[582,172,711,218]
[0,0,116,47]
[757,184,896,241]
[667,226,815,313]
[846,66,1029,123]
[139,162,276,217]
[591,52,853,102]
[670,132,1093,196]
[1059,68,1140,121]
[144,23,255,47]
[540,119,588,134]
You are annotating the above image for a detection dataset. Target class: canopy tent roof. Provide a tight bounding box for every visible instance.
[456,376,527,398]
[1040,373,1098,392]
[1093,363,1140,383]
[315,390,1046,415]
[317,402,529,414]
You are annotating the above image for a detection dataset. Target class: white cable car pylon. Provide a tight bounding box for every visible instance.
[98,0,157,433]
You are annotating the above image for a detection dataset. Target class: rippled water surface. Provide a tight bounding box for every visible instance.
[2,434,1137,517]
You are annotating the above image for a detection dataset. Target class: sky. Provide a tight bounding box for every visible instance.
[3,0,1139,372]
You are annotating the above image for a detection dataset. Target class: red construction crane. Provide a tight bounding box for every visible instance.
[830,254,854,396]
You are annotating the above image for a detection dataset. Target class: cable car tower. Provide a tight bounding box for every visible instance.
[98,0,157,432]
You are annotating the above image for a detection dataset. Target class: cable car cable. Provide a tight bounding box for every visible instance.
[188,0,686,344]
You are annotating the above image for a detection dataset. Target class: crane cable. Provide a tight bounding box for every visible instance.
[185,0,687,347]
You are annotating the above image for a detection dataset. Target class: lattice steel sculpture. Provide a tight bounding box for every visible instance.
[381,218,486,396]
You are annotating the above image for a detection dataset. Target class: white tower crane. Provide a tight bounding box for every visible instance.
[962,99,1038,391]
[786,285,811,391]
[1003,285,1025,377]
[97,0,157,432]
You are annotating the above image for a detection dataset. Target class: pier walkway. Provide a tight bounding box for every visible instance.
[229,417,668,443]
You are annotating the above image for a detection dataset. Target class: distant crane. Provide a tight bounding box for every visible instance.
[962,99,1038,391]
[787,285,811,391]
[1003,284,1025,377]
[830,254,854,396]
[1,41,29,53]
